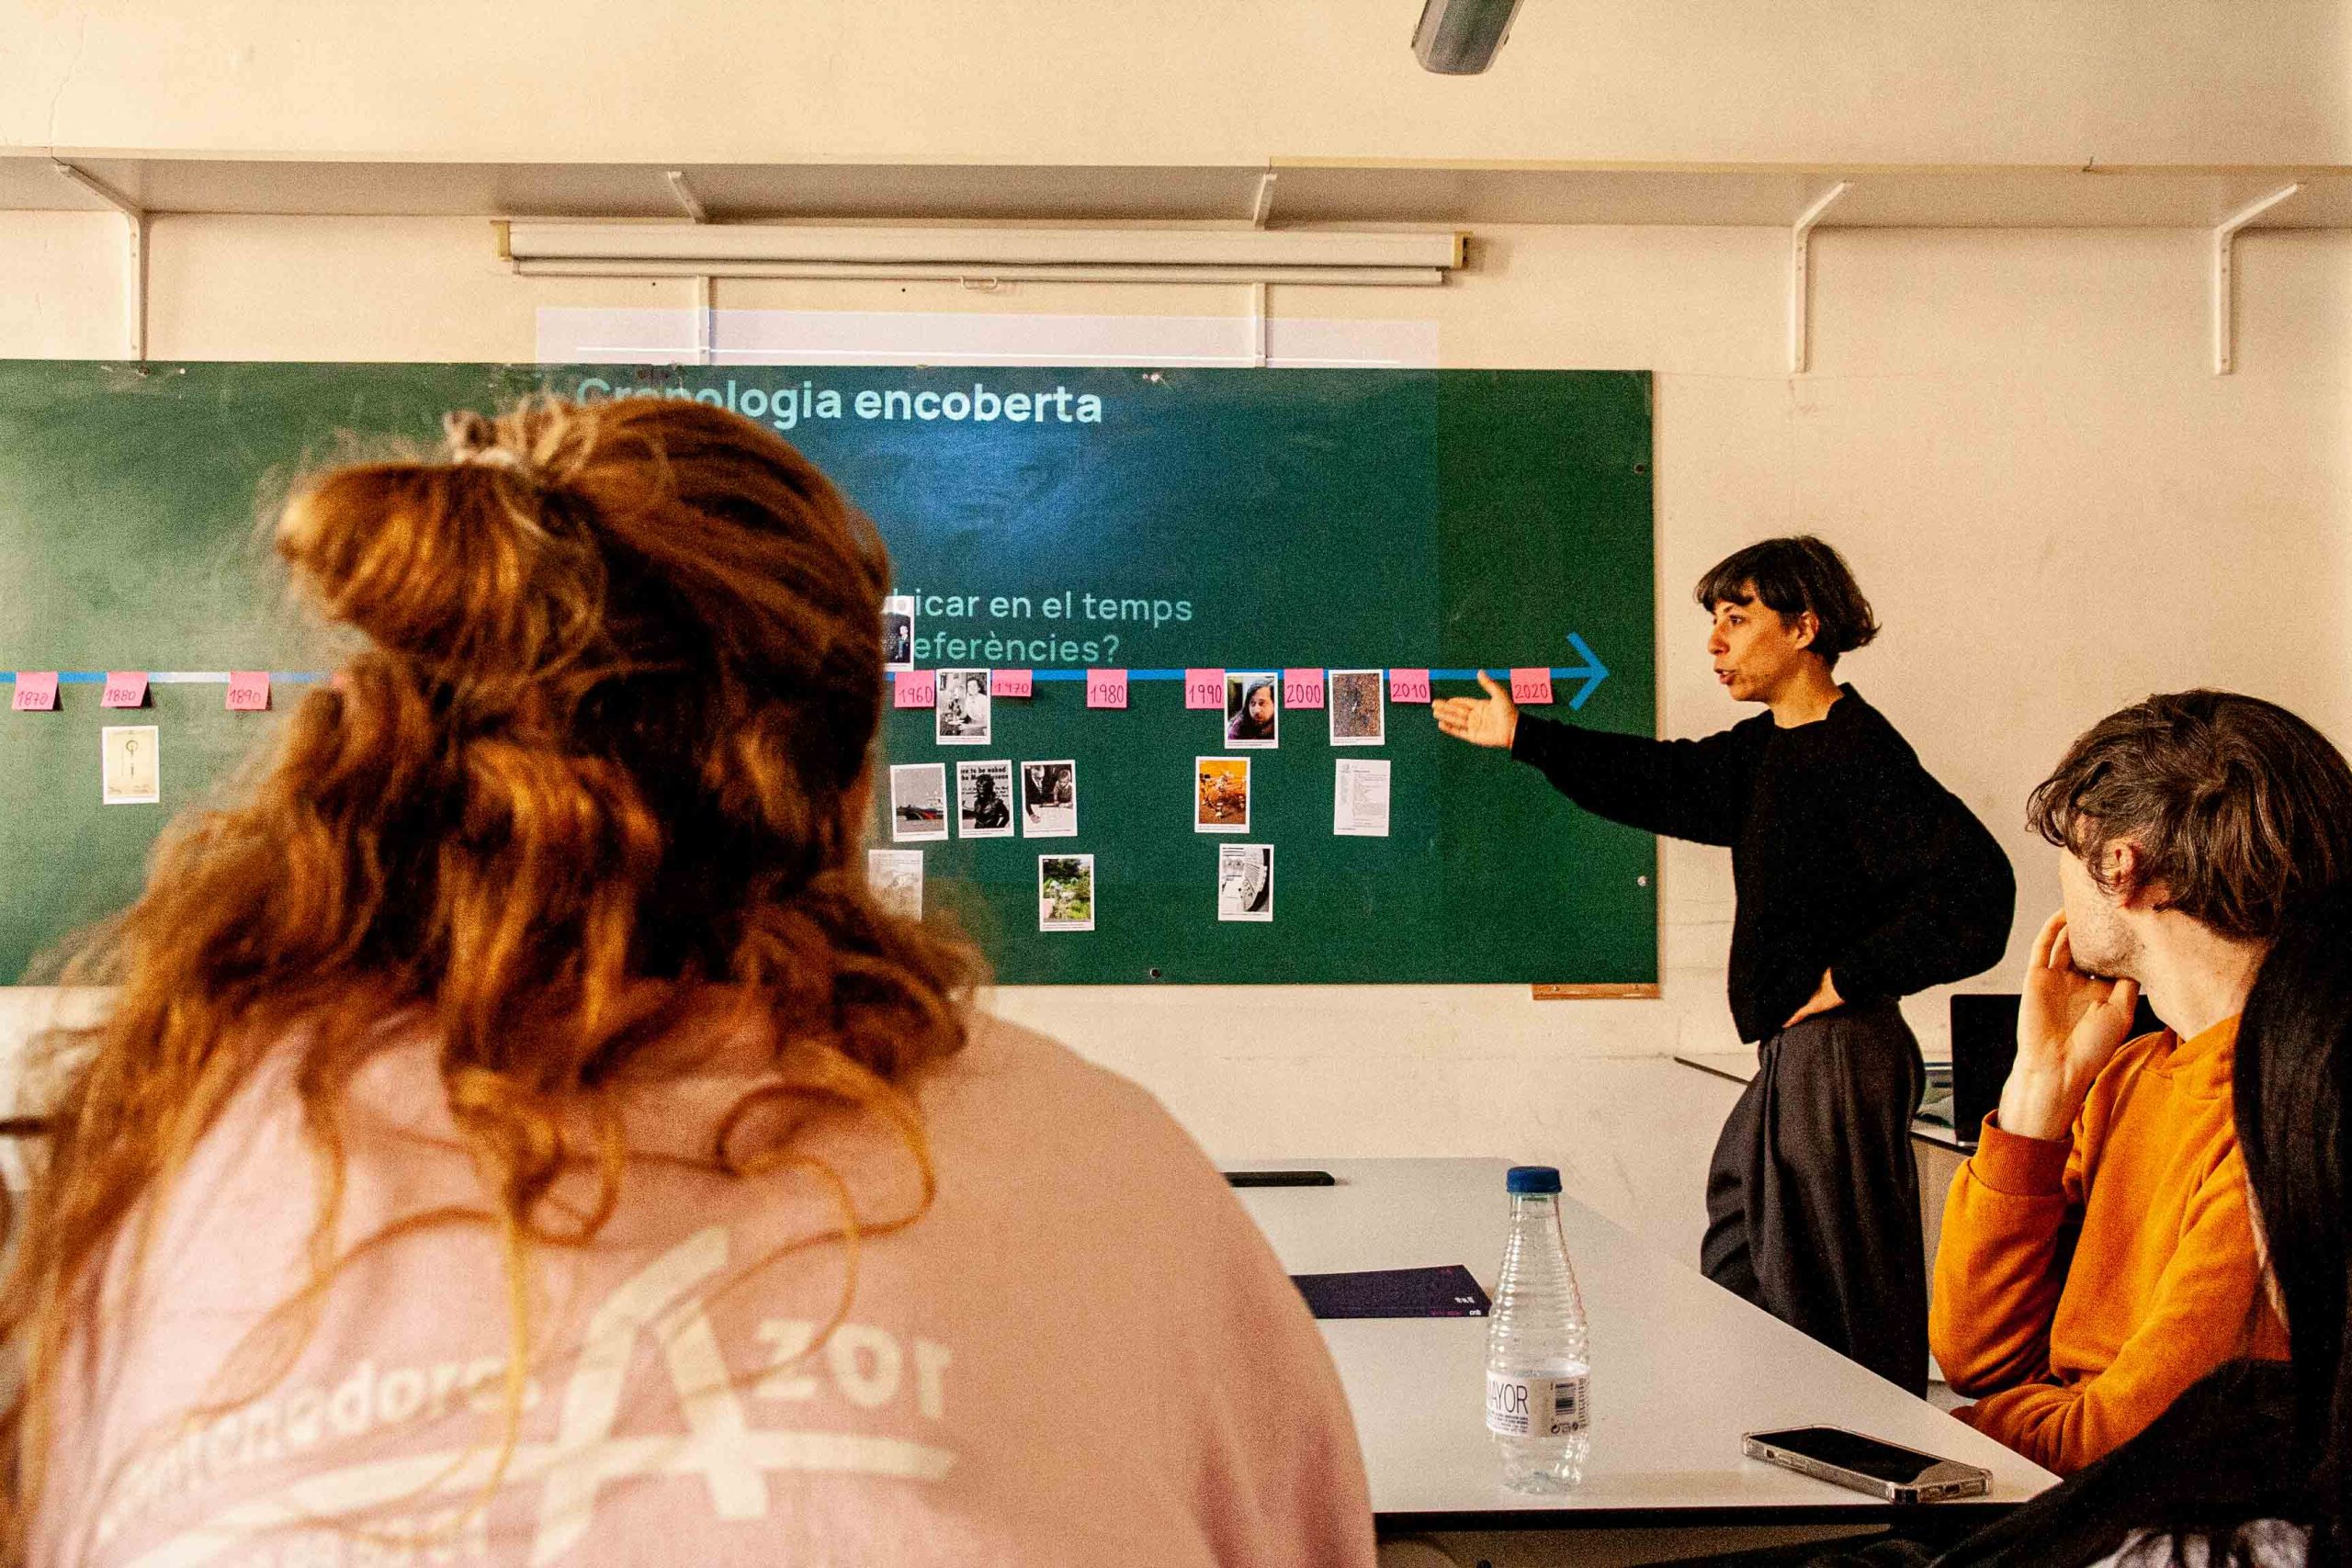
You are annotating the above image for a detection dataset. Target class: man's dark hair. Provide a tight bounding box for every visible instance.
[1692,535,1880,669]
[2027,691,2352,942]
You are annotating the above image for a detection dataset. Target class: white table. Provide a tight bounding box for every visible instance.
[1231,1158,2055,1531]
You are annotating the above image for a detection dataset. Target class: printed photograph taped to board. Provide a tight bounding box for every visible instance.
[1224,671,1278,750]
[888,762,949,842]
[1195,755,1251,833]
[101,725,160,806]
[1334,757,1391,837]
[882,594,915,672]
[935,668,991,745]
[865,849,923,919]
[1038,853,1096,932]
[1328,669,1386,746]
[1021,759,1078,838]
[957,759,1015,839]
[1217,843,1273,922]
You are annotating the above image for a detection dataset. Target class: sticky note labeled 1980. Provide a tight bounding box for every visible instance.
[102,726,161,806]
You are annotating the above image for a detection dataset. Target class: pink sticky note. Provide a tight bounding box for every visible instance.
[1183,668,1224,710]
[101,671,148,708]
[1510,667,1555,705]
[1283,668,1326,709]
[1087,669,1129,709]
[894,670,937,709]
[990,668,1033,698]
[11,672,58,712]
[226,671,271,712]
[1388,668,1431,705]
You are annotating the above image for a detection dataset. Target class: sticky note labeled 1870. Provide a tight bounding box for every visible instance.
[1509,668,1555,705]
[894,670,937,709]
[226,671,271,712]
[1087,669,1129,709]
[101,671,149,708]
[1387,669,1432,705]
[12,672,58,712]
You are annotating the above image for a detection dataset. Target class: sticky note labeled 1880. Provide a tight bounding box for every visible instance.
[101,671,149,708]
[102,726,161,805]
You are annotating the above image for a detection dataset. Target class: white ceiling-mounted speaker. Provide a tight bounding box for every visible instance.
[1412,0,1527,73]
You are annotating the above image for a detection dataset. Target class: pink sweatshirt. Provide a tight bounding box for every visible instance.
[37,1016,1376,1568]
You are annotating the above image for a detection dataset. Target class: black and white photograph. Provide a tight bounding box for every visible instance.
[935,667,991,745]
[881,593,915,672]
[1216,843,1273,922]
[888,762,948,842]
[865,849,923,919]
[957,759,1015,838]
[1037,853,1096,932]
[1021,760,1078,839]
[1224,670,1279,749]
[1328,668,1386,746]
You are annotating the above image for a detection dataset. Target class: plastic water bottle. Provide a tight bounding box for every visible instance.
[1485,1165,1590,1490]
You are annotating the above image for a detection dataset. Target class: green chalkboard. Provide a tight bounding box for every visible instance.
[0,362,1655,986]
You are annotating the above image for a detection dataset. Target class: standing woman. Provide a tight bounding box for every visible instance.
[2,399,1374,1566]
[1435,536,2014,1393]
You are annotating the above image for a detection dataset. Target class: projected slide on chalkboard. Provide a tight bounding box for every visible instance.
[0,363,1655,986]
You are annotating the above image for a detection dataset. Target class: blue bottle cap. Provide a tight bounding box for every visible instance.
[1506,1166,1562,1194]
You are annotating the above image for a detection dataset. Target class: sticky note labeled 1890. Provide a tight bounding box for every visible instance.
[1509,668,1555,705]
[102,725,161,805]
[226,671,271,712]
[1087,669,1129,709]
[12,672,58,712]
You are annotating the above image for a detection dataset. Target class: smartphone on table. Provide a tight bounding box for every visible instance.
[1742,1426,1993,1504]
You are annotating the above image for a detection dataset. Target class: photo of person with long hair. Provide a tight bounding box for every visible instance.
[2,399,1374,1566]
[1226,671,1278,749]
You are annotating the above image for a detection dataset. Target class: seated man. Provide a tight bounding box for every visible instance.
[1933,691,2352,1473]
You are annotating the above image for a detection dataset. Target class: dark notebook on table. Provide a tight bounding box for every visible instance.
[1291,1265,1490,1319]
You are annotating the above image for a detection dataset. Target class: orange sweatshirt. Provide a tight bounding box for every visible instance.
[1930,1018,2287,1475]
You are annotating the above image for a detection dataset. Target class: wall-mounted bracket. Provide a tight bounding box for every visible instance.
[1250,279,1269,366]
[53,162,147,360]
[664,169,709,223]
[2212,184,2300,375]
[1250,171,1278,229]
[1787,181,1849,375]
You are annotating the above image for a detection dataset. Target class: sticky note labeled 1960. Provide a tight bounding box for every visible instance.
[1184,669,1224,709]
[1283,668,1326,709]
[990,668,1033,698]
[1087,669,1129,709]
[1510,668,1555,705]
[12,672,58,712]
[1388,669,1432,705]
[226,671,271,712]
[894,670,937,709]
[101,671,148,708]
[102,726,161,805]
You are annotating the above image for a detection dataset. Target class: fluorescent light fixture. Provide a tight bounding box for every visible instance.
[498,222,1462,287]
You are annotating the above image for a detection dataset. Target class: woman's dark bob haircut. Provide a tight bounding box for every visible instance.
[1693,535,1881,669]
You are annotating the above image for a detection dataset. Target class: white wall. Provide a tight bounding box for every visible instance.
[6,207,2346,1262]
[7,0,2347,164]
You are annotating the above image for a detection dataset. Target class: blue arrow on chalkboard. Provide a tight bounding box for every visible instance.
[1562,632,1610,710]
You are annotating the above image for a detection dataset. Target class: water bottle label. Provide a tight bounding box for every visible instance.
[1486,1370,1589,1438]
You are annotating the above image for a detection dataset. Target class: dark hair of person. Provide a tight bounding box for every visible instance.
[1690,535,1880,669]
[2026,692,2352,942]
